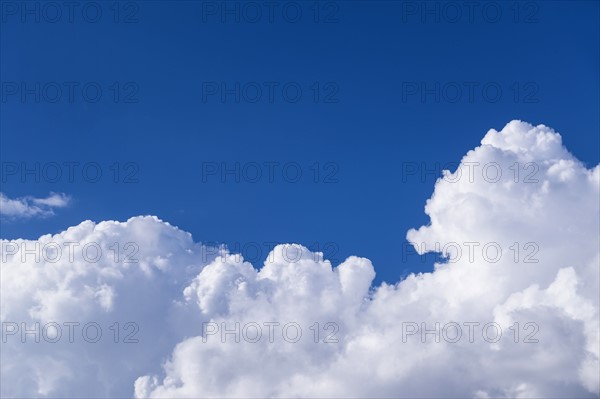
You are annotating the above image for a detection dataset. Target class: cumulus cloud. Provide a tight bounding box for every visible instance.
[0,192,71,218]
[0,121,598,398]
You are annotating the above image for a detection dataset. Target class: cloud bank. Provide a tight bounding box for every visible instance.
[0,192,71,219]
[1,121,598,398]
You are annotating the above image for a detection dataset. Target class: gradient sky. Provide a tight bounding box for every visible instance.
[1,0,599,284]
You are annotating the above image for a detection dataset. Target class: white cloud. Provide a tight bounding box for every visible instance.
[0,121,598,398]
[0,192,71,218]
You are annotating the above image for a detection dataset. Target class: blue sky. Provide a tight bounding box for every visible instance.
[1,0,599,285]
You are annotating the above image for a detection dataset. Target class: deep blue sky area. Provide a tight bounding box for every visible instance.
[1,0,599,284]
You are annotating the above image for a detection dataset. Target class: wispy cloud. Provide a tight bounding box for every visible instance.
[0,192,71,219]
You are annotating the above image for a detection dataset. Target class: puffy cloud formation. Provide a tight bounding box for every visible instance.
[0,192,71,218]
[1,121,598,398]
[1,216,212,397]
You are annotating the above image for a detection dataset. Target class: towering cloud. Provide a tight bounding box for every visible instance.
[1,121,598,398]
